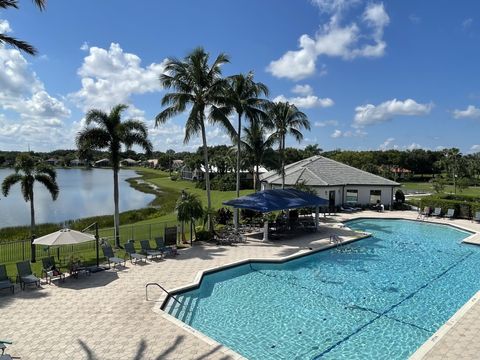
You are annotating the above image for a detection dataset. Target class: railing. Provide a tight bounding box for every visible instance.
[0,220,181,265]
[145,282,181,304]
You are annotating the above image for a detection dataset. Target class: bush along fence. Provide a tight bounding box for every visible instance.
[418,194,480,219]
[0,220,181,265]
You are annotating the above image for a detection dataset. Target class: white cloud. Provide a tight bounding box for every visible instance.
[314,119,338,127]
[379,137,395,150]
[0,19,12,33]
[471,144,480,152]
[292,84,313,96]
[453,105,480,119]
[407,143,422,150]
[330,128,366,139]
[267,2,390,80]
[80,42,89,51]
[331,129,343,138]
[70,43,167,111]
[462,18,473,30]
[273,94,334,109]
[353,98,432,127]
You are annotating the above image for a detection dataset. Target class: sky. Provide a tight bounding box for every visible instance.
[1,0,480,154]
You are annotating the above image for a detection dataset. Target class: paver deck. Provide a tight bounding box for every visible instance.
[1,210,480,359]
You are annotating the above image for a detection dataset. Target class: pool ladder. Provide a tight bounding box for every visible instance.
[145,282,181,304]
[329,234,343,247]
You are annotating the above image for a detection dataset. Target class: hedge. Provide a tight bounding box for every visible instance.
[418,194,480,219]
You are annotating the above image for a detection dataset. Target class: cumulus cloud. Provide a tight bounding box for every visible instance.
[70,43,167,111]
[379,137,395,150]
[292,84,313,96]
[453,105,480,119]
[80,42,89,51]
[273,94,334,109]
[314,119,338,127]
[331,129,343,138]
[471,144,480,153]
[330,128,366,138]
[267,2,390,80]
[353,98,432,127]
[407,143,422,150]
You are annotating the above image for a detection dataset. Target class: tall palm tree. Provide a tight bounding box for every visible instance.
[268,102,310,189]
[2,153,59,262]
[221,72,269,227]
[0,0,46,55]
[76,104,152,248]
[155,47,235,229]
[241,121,275,191]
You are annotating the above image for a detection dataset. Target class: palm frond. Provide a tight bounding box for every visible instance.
[0,0,18,9]
[85,109,109,128]
[0,34,37,55]
[35,162,57,181]
[34,174,59,201]
[76,127,110,151]
[1,173,22,197]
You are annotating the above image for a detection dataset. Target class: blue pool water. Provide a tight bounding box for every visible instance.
[164,219,480,359]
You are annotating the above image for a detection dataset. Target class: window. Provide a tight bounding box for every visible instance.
[370,190,382,204]
[346,190,358,203]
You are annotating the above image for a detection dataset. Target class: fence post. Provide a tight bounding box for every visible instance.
[22,240,25,261]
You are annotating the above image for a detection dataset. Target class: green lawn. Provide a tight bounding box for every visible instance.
[400,182,480,197]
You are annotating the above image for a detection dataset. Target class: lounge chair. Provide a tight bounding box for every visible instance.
[155,237,178,257]
[16,261,40,290]
[417,206,430,220]
[473,211,480,222]
[0,265,14,294]
[0,339,13,360]
[140,240,163,259]
[41,256,65,284]
[445,208,455,219]
[101,244,126,269]
[124,242,147,264]
[432,208,442,217]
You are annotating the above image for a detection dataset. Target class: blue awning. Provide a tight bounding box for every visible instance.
[223,188,329,213]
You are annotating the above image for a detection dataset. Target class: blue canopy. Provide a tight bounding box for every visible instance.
[223,188,329,213]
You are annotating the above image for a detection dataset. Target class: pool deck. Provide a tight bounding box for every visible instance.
[1,210,480,359]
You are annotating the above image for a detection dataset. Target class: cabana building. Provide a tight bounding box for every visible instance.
[260,155,399,209]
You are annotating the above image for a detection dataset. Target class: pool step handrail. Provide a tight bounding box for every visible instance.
[145,282,181,304]
[329,234,343,247]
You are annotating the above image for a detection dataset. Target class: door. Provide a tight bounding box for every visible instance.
[329,190,336,212]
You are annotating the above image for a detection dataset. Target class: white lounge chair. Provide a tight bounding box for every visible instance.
[432,208,442,217]
[445,208,455,219]
[473,211,480,222]
[417,206,430,220]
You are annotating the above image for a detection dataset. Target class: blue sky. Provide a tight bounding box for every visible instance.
[1,0,480,153]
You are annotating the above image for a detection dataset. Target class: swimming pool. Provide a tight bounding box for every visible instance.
[164,219,480,359]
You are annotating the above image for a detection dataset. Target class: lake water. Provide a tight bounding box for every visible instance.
[0,168,155,228]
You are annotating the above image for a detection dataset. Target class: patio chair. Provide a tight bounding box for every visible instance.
[0,265,14,294]
[101,244,126,269]
[41,256,65,284]
[15,261,40,290]
[139,240,163,260]
[124,242,147,264]
[432,208,442,217]
[445,208,455,219]
[0,339,13,360]
[473,211,480,222]
[417,206,430,220]
[155,237,178,257]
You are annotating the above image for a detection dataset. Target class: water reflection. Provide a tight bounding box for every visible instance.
[0,168,155,227]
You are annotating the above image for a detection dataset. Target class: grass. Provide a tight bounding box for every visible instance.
[0,166,254,277]
[400,182,480,197]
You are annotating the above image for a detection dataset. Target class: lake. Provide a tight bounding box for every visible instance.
[0,168,155,228]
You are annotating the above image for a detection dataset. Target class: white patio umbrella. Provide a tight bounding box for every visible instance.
[33,228,95,246]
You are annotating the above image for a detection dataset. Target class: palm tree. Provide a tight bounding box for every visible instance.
[2,153,59,262]
[241,121,275,191]
[221,72,269,227]
[76,104,153,248]
[268,102,310,189]
[155,47,235,229]
[0,0,46,55]
[175,191,204,246]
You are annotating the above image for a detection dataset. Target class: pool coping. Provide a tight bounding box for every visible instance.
[152,231,371,360]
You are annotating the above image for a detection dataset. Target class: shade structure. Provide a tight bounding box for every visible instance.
[223,188,328,213]
[33,228,95,246]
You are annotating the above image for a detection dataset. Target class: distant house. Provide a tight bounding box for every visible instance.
[146,159,158,168]
[180,165,268,181]
[180,165,204,181]
[260,155,399,208]
[46,158,59,166]
[94,158,111,167]
[390,166,412,180]
[172,159,184,170]
[120,158,139,167]
[70,159,85,167]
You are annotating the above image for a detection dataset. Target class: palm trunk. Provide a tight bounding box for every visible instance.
[113,167,121,247]
[200,121,212,231]
[30,189,36,263]
[235,113,242,229]
[281,135,285,189]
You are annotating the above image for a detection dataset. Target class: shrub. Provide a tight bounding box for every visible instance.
[216,207,233,225]
[419,194,480,218]
[395,189,405,203]
[195,229,214,242]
